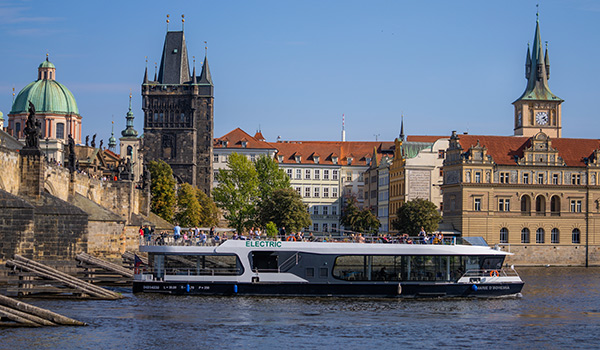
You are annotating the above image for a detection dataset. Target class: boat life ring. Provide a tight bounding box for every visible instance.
[490,270,499,277]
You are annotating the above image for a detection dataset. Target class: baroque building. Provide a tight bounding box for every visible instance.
[142,27,214,194]
[8,56,83,163]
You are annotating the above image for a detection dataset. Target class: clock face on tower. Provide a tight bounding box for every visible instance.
[536,111,549,125]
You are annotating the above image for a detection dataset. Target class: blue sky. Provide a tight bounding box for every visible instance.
[1,0,599,145]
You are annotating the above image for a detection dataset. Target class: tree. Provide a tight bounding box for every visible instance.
[392,198,442,235]
[148,160,176,222]
[175,183,202,227]
[255,154,290,201]
[196,188,219,227]
[260,188,311,232]
[212,153,259,233]
[265,221,278,238]
[340,196,380,234]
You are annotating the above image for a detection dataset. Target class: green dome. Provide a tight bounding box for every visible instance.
[38,60,55,69]
[10,79,79,115]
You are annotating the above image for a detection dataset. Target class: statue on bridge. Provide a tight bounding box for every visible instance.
[24,101,42,149]
[91,134,96,148]
[67,134,77,172]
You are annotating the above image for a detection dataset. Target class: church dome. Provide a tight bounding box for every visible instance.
[9,59,79,116]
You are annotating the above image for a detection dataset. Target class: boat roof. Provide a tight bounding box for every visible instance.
[140,240,509,256]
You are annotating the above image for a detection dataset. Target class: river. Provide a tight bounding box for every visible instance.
[1,267,599,349]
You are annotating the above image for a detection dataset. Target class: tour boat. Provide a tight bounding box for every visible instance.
[132,238,524,298]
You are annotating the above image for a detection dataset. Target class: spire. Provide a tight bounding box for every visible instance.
[544,41,550,80]
[154,62,157,81]
[399,115,405,142]
[192,56,197,84]
[143,57,148,84]
[198,55,213,85]
[514,11,562,103]
[108,120,117,151]
[121,92,139,138]
[157,30,191,84]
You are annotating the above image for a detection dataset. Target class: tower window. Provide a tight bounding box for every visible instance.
[127,145,133,156]
[56,123,64,139]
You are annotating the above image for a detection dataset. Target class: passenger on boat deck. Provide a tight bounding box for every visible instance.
[286,233,296,241]
[423,234,431,244]
[173,224,181,242]
[308,233,316,242]
[213,233,220,244]
[199,231,207,245]
[255,228,262,240]
[357,233,365,243]
[209,226,215,237]
[232,232,239,240]
[297,232,304,241]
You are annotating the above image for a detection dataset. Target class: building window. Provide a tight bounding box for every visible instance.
[346,171,352,181]
[313,206,319,215]
[571,174,581,185]
[332,170,339,180]
[286,169,292,178]
[551,196,561,216]
[295,187,301,195]
[500,172,509,184]
[250,154,256,162]
[438,150,445,159]
[499,198,510,212]
[314,187,320,198]
[332,223,337,232]
[324,170,330,180]
[304,169,311,179]
[313,223,319,232]
[499,228,508,243]
[127,145,133,156]
[323,223,328,232]
[521,228,530,243]
[523,173,529,184]
[295,169,301,179]
[474,198,481,211]
[521,195,531,215]
[323,188,329,198]
[475,172,481,183]
[332,188,338,198]
[323,206,328,215]
[536,228,545,244]
[305,187,311,198]
[536,196,546,215]
[572,228,581,244]
[332,205,338,215]
[538,173,544,184]
[314,169,320,179]
[56,123,65,139]
[214,154,219,163]
[551,228,560,244]
[15,122,21,137]
[552,173,559,184]
[570,200,582,213]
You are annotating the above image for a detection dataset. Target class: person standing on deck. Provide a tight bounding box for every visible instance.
[174,223,181,243]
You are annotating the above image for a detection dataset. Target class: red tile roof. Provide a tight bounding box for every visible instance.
[406,135,448,143]
[273,141,394,165]
[455,134,600,167]
[214,128,275,150]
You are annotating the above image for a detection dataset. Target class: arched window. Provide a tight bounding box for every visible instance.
[521,228,530,243]
[521,195,531,215]
[536,228,545,243]
[536,196,546,216]
[551,228,560,244]
[572,229,581,244]
[500,228,508,243]
[550,195,561,216]
[127,145,133,156]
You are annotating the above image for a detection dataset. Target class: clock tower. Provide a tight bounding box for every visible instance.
[513,15,563,138]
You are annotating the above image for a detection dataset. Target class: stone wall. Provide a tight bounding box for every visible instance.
[502,244,600,267]
[0,147,20,193]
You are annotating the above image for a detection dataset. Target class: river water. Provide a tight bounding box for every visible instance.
[1,267,599,349]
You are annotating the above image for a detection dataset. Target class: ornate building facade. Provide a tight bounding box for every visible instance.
[142,28,214,194]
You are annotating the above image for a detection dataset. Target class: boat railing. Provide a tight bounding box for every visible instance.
[139,266,242,276]
[462,268,520,278]
[140,234,461,247]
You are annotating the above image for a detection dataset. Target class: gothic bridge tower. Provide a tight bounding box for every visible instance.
[513,13,563,138]
[142,20,214,194]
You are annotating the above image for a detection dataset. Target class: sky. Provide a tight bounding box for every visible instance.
[1,0,599,146]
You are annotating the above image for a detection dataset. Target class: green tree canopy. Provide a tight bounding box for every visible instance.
[148,160,176,222]
[212,153,259,233]
[340,196,380,234]
[254,154,291,226]
[391,198,442,235]
[175,183,202,227]
[196,187,219,227]
[260,188,311,232]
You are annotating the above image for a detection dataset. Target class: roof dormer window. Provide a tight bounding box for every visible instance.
[295,155,301,163]
[332,156,338,165]
[366,157,371,165]
[314,156,320,164]
[277,155,283,163]
[241,141,247,148]
[347,157,353,165]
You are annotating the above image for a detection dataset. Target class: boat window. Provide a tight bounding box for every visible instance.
[480,256,503,270]
[306,268,314,278]
[319,268,328,278]
[252,251,279,272]
[161,254,243,276]
[332,255,467,282]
